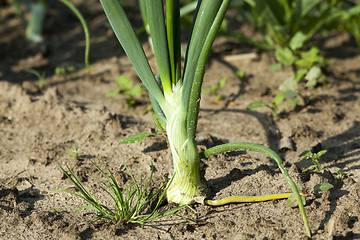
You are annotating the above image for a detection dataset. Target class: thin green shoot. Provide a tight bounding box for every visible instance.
[59,0,91,70]
[203,77,227,100]
[25,68,46,90]
[54,161,187,225]
[66,149,80,160]
[301,150,327,173]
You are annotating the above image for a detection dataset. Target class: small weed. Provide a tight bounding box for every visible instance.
[107,75,144,108]
[235,69,246,79]
[287,182,334,207]
[54,161,186,225]
[66,149,80,160]
[301,150,327,173]
[25,69,46,90]
[336,169,351,180]
[247,93,300,118]
[55,66,76,77]
[203,77,227,100]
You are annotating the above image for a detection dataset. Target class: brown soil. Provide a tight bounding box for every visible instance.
[1,1,360,239]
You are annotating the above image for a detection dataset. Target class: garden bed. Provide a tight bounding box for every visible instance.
[0,1,359,239]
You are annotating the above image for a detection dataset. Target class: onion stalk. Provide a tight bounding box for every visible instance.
[100,0,311,237]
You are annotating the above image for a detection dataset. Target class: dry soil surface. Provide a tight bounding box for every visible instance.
[1,1,360,239]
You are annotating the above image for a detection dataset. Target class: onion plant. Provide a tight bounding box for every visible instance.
[100,0,311,237]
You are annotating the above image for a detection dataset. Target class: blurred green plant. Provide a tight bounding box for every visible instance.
[228,0,359,99]
[203,77,227,100]
[9,0,90,69]
[25,68,46,90]
[247,93,300,118]
[107,75,145,108]
[336,169,351,180]
[286,182,334,207]
[66,149,80,160]
[55,66,76,77]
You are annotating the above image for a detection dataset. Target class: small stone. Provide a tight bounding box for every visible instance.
[279,137,296,151]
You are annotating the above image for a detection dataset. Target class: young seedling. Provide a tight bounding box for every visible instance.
[235,69,246,79]
[336,169,351,180]
[203,77,227,100]
[66,149,80,160]
[25,69,46,91]
[107,75,144,108]
[55,66,76,77]
[55,161,186,225]
[286,182,334,207]
[301,150,327,173]
[96,0,311,236]
[247,93,300,118]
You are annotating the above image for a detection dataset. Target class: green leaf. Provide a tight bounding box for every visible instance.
[289,31,307,50]
[218,77,226,88]
[236,70,246,78]
[295,59,311,68]
[247,101,268,110]
[316,150,327,157]
[116,76,133,91]
[119,133,156,145]
[145,0,172,94]
[272,93,285,107]
[275,47,294,66]
[106,90,119,98]
[295,69,308,82]
[286,99,300,106]
[99,0,167,109]
[299,150,312,158]
[128,86,143,98]
[269,63,282,72]
[305,66,321,87]
[279,78,298,92]
[314,183,334,192]
[286,194,296,207]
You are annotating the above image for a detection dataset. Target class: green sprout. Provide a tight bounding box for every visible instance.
[301,150,327,173]
[236,69,246,79]
[336,170,351,180]
[247,93,300,118]
[203,77,227,100]
[93,0,311,236]
[66,149,80,160]
[55,161,186,225]
[55,66,76,77]
[107,75,144,108]
[25,69,46,91]
[286,182,334,207]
